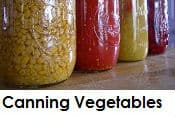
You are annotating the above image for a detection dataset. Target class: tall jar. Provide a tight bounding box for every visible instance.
[1,0,76,86]
[119,0,148,61]
[76,0,120,71]
[148,0,169,54]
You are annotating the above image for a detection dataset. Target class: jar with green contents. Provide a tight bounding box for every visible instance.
[1,0,76,86]
[119,0,148,61]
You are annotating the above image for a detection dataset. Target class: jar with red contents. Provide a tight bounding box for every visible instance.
[75,0,120,71]
[148,0,169,54]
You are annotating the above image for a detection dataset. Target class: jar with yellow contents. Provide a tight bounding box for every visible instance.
[119,0,148,61]
[1,0,76,87]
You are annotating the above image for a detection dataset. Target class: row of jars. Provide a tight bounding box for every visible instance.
[0,0,169,87]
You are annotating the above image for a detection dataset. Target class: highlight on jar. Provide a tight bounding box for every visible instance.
[119,0,149,62]
[75,0,120,71]
[0,0,76,87]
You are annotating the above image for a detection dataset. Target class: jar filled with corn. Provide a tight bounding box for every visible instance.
[1,0,76,87]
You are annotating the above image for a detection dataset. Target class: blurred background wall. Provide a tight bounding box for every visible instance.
[168,0,175,48]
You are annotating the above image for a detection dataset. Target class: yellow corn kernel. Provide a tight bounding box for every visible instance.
[36,57,44,64]
[21,56,30,65]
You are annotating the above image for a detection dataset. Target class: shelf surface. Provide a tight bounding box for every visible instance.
[0,48,175,90]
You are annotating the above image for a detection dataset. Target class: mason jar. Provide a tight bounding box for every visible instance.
[148,0,169,54]
[1,0,76,86]
[119,0,148,61]
[75,0,120,71]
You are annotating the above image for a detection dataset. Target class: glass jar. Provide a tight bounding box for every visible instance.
[119,0,148,61]
[148,0,169,54]
[1,0,76,86]
[75,0,120,71]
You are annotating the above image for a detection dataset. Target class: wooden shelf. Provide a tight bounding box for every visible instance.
[0,48,175,90]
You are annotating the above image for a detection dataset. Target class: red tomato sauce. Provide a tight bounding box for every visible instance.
[75,0,120,71]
